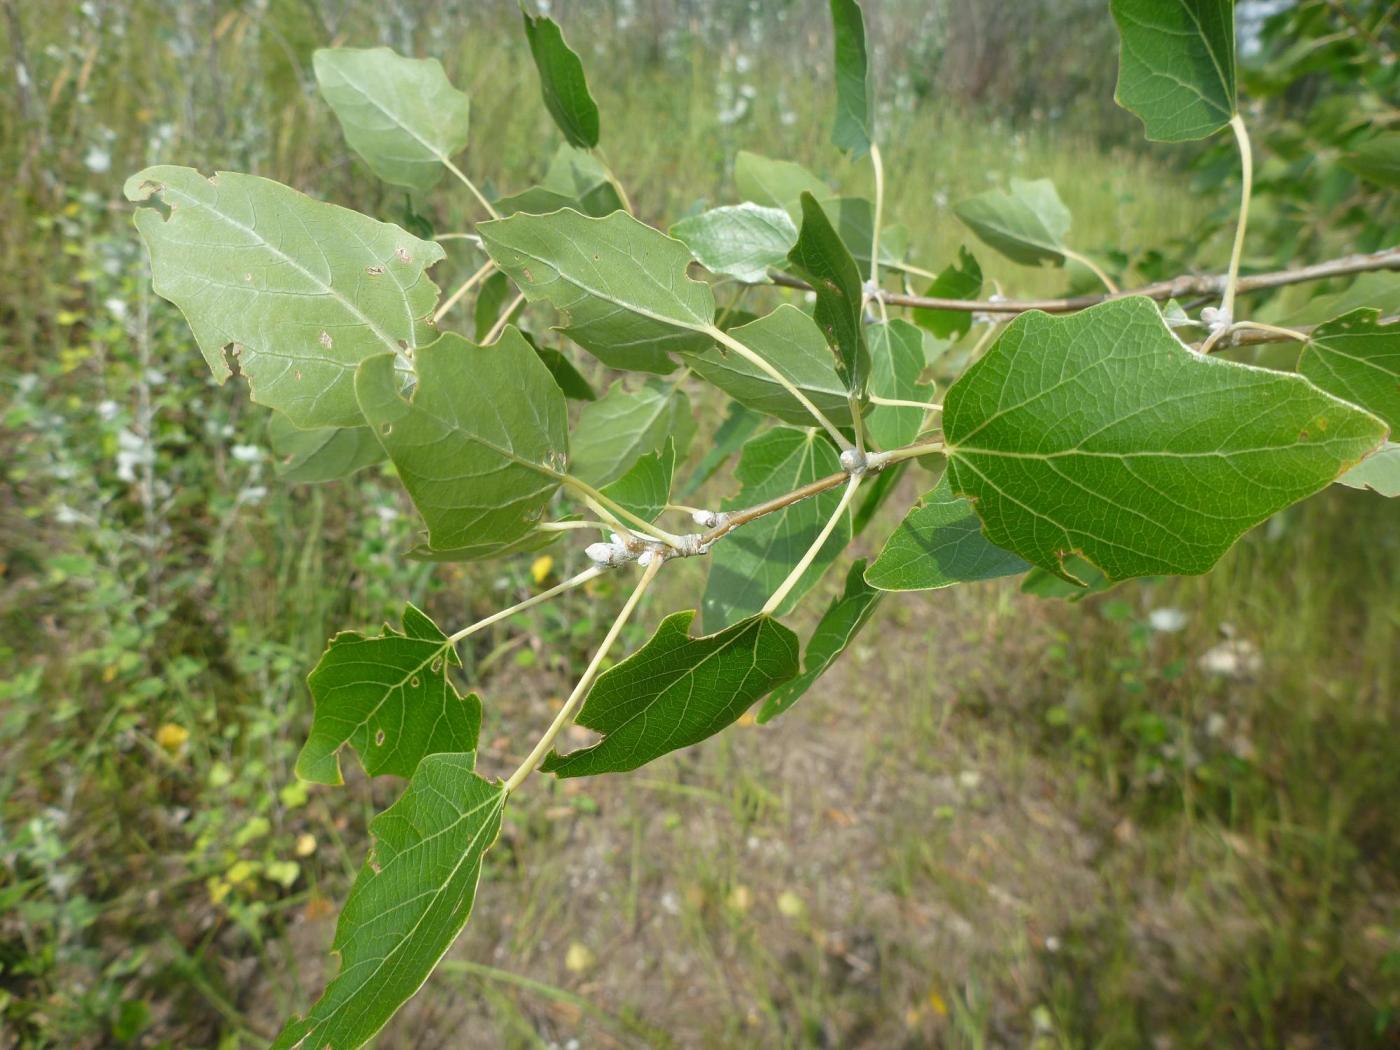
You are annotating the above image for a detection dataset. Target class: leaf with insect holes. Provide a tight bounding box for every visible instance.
[914,247,983,339]
[953,178,1071,269]
[353,329,568,558]
[600,438,676,522]
[703,427,851,629]
[126,167,444,430]
[865,474,1029,591]
[541,611,798,777]
[683,304,858,428]
[1297,309,1400,431]
[1337,443,1400,497]
[942,297,1387,584]
[787,192,870,396]
[865,319,934,450]
[829,0,873,158]
[271,755,504,1050]
[480,208,714,373]
[314,47,471,193]
[297,604,479,785]
[570,380,693,486]
[759,561,881,723]
[1110,0,1236,142]
[267,413,385,484]
[670,203,797,284]
[734,151,832,216]
[521,9,600,149]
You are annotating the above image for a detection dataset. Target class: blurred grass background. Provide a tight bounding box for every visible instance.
[2,1,1398,1047]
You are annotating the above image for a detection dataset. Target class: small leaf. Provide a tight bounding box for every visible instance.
[953,178,1071,269]
[829,0,873,159]
[734,151,831,215]
[1337,443,1400,497]
[540,611,799,777]
[313,47,471,193]
[473,270,520,342]
[1297,309,1400,431]
[913,247,982,339]
[521,8,600,149]
[600,438,677,522]
[758,561,881,723]
[354,329,568,557]
[1341,132,1400,189]
[865,474,1029,591]
[1283,273,1400,327]
[523,335,596,401]
[126,167,444,429]
[495,145,625,219]
[787,191,870,396]
[569,380,691,486]
[297,604,480,785]
[271,756,505,1050]
[819,196,909,281]
[865,319,933,450]
[679,401,764,498]
[1111,0,1237,142]
[670,203,797,284]
[267,413,385,484]
[943,297,1387,584]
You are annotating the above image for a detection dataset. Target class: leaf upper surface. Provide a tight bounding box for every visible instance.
[1297,309,1400,431]
[787,192,870,396]
[521,10,600,149]
[829,0,873,158]
[866,319,934,450]
[913,247,983,339]
[1111,0,1237,142]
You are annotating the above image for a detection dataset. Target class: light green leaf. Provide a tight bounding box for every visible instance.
[1337,443,1400,497]
[913,247,982,339]
[1297,309,1400,431]
[408,528,561,564]
[679,401,764,498]
[758,561,881,723]
[865,474,1029,591]
[703,427,851,629]
[600,438,676,522]
[267,413,385,484]
[353,329,568,557]
[126,167,444,430]
[1341,132,1400,189]
[313,47,471,194]
[670,203,797,284]
[479,208,714,373]
[296,604,480,785]
[734,151,831,215]
[1282,273,1400,327]
[271,755,504,1050]
[829,0,873,159]
[1021,557,1114,602]
[943,297,1387,584]
[540,611,799,777]
[1111,0,1236,142]
[521,9,600,149]
[865,319,933,450]
[953,178,1071,269]
[787,191,870,396]
[495,145,625,218]
[683,304,857,427]
[570,380,691,486]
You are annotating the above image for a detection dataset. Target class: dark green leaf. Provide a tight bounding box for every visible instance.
[829,0,873,158]
[670,203,797,283]
[1297,309,1400,431]
[600,438,676,522]
[786,191,870,396]
[865,319,933,450]
[679,401,764,498]
[474,270,518,342]
[913,247,982,339]
[1110,0,1237,142]
[521,9,600,149]
[523,335,596,401]
[267,413,385,484]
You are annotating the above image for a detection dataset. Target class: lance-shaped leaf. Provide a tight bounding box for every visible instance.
[297,604,480,785]
[953,178,1071,269]
[913,247,983,339]
[683,304,857,427]
[479,208,713,373]
[1110,0,1236,142]
[735,151,832,215]
[865,319,933,450]
[600,438,676,522]
[787,192,870,396]
[829,0,873,158]
[670,203,797,284]
[942,297,1387,584]
[865,474,1029,591]
[313,47,471,193]
[541,611,799,777]
[271,755,505,1050]
[703,427,851,629]
[267,413,385,484]
[1297,309,1400,431]
[758,561,881,724]
[569,380,692,486]
[354,329,568,557]
[1338,443,1400,497]
[473,271,523,342]
[126,167,444,430]
[521,9,600,149]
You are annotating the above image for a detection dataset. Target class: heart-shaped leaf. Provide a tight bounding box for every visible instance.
[1297,309,1399,430]
[953,178,1070,269]
[1111,0,1237,142]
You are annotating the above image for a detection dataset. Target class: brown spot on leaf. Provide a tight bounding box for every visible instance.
[395,246,411,263]
[318,331,332,349]
[366,265,385,277]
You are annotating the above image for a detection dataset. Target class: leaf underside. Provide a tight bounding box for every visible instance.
[267,412,385,484]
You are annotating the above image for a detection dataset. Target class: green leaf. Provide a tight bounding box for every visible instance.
[1111,0,1237,142]
[521,9,600,149]
[787,192,870,396]
[865,474,1029,591]
[125,167,444,430]
[267,413,385,484]
[865,319,933,450]
[913,247,982,339]
[271,756,505,1050]
[408,528,561,564]
[297,604,480,785]
[829,0,873,159]
[473,270,520,342]
[734,151,831,215]
[1283,273,1400,327]
[1337,443,1400,497]
[703,427,851,629]
[669,203,797,284]
[480,208,714,373]
[1297,309,1400,431]
[353,329,568,557]
[569,380,691,486]
[683,304,857,428]
[758,561,881,723]
[943,297,1387,584]
[1021,557,1113,602]
[540,611,798,777]
[819,196,909,281]
[523,335,596,401]
[600,438,676,522]
[1341,132,1400,189]
[495,145,625,218]
[313,47,471,194]
[679,401,764,498]
[953,178,1070,269]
